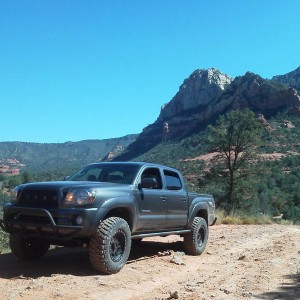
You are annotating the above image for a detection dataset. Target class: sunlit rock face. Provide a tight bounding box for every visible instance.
[115,67,300,161]
[156,70,300,138]
[213,72,300,114]
[158,68,233,121]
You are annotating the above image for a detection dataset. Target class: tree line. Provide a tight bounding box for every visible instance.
[1,109,300,223]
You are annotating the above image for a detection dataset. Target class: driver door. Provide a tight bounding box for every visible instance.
[134,167,167,231]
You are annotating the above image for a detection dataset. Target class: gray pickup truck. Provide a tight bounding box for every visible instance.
[0,162,216,274]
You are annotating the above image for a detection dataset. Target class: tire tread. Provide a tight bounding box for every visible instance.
[184,217,208,255]
[89,217,131,274]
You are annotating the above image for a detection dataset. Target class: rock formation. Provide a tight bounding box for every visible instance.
[158,68,233,121]
[115,67,300,161]
[212,72,300,115]
[272,66,300,91]
[155,71,300,138]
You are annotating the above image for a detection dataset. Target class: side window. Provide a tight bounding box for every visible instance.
[141,168,162,189]
[164,170,182,190]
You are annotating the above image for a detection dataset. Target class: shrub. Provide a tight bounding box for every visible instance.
[215,209,275,225]
[0,231,9,254]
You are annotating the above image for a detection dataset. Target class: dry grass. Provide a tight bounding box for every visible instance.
[216,209,276,225]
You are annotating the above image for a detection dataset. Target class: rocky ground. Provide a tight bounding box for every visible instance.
[0,224,299,300]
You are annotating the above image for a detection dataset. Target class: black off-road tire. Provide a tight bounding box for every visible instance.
[89,217,131,274]
[9,234,50,260]
[183,217,208,255]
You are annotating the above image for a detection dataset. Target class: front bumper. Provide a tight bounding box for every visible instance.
[1,204,99,240]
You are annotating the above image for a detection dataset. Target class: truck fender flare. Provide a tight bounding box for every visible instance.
[91,196,136,231]
[188,201,209,227]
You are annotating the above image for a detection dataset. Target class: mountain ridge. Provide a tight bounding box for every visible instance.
[0,134,137,173]
[1,66,300,171]
[272,66,300,90]
[115,66,300,161]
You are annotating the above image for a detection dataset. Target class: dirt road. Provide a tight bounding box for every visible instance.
[0,224,299,300]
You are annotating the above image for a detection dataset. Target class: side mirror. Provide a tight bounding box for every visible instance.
[64,176,70,181]
[140,177,157,189]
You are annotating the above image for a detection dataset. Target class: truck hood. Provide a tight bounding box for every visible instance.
[17,181,132,191]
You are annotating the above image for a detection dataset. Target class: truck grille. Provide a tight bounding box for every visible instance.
[18,190,59,208]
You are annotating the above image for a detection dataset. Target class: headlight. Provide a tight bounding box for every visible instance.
[65,189,97,205]
[11,186,21,204]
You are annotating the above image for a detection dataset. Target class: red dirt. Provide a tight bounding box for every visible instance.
[0,224,299,300]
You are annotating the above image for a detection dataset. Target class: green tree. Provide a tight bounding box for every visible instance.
[6,175,22,189]
[21,171,32,183]
[207,109,263,215]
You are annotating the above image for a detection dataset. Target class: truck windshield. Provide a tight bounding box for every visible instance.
[67,163,141,184]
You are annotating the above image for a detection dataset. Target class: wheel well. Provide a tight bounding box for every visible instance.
[196,209,208,224]
[104,208,133,230]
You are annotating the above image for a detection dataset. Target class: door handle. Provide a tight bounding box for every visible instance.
[181,197,187,202]
[161,196,167,201]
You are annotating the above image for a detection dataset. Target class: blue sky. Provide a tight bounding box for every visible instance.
[1,0,300,143]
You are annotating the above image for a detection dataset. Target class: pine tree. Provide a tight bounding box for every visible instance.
[207,109,263,214]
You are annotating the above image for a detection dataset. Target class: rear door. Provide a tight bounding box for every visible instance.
[163,169,189,228]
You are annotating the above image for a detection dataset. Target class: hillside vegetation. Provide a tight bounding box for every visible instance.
[2,111,297,222]
[133,111,300,223]
[1,65,300,253]
[0,135,137,173]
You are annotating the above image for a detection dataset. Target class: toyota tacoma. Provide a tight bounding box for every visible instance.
[0,162,216,274]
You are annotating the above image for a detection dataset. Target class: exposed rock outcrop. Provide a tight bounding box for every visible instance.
[158,68,233,121]
[281,120,295,129]
[101,145,127,161]
[272,66,300,91]
[0,158,25,176]
[212,72,300,115]
[156,72,300,139]
[115,68,300,161]
[257,114,274,132]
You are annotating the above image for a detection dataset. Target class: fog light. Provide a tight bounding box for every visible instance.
[76,216,83,225]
